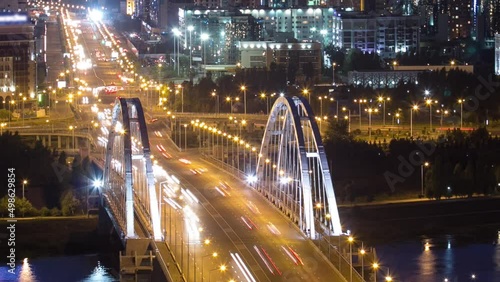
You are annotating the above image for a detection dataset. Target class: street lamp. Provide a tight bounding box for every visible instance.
[241,85,247,116]
[360,246,366,280]
[458,99,464,129]
[183,124,187,150]
[425,99,437,133]
[342,107,351,133]
[378,96,390,126]
[348,236,354,282]
[178,84,184,113]
[436,109,449,127]
[354,99,367,129]
[366,108,378,140]
[302,88,310,104]
[226,97,239,114]
[187,25,194,70]
[69,125,76,150]
[200,33,209,66]
[332,62,336,85]
[373,262,379,282]
[201,252,218,282]
[211,90,220,115]
[172,28,181,76]
[0,122,6,135]
[410,105,418,137]
[421,162,429,197]
[22,179,28,199]
[260,93,270,114]
[22,96,26,127]
[209,264,227,282]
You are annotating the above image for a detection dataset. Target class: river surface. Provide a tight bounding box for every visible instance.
[1,236,500,281]
[375,234,500,282]
[0,254,117,281]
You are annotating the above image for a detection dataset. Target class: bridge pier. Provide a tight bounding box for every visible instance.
[120,239,155,282]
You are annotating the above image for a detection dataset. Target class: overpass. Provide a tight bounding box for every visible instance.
[97,97,366,281]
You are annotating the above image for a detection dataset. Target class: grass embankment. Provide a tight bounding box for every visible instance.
[0,216,115,262]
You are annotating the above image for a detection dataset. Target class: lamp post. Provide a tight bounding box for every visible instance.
[302,88,310,104]
[458,99,464,129]
[437,109,449,127]
[378,96,390,126]
[172,28,181,76]
[373,263,379,282]
[332,62,336,85]
[410,105,418,137]
[200,33,209,66]
[354,99,367,129]
[343,107,351,133]
[22,179,27,199]
[241,85,247,116]
[348,236,354,282]
[22,97,26,127]
[209,265,227,282]
[260,93,270,114]
[426,99,437,133]
[366,108,378,140]
[184,124,187,150]
[201,251,218,282]
[211,90,219,115]
[226,97,239,114]
[0,123,6,135]
[421,161,429,197]
[188,25,194,70]
[178,84,184,113]
[69,125,76,150]
[360,245,366,280]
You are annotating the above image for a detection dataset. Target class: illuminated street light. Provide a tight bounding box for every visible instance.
[410,105,419,137]
[22,179,28,199]
[458,99,464,129]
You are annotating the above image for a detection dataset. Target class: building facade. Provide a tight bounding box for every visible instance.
[238,40,322,81]
[0,13,35,106]
[179,8,264,65]
[240,7,342,47]
[341,13,420,58]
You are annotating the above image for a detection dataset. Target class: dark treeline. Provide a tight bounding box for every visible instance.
[324,121,500,203]
[0,132,99,217]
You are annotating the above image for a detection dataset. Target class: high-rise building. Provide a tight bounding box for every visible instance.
[178,8,264,64]
[341,12,420,58]
[240,7,342,47]
[0,12,36,104]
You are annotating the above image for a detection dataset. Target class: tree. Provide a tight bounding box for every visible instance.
[16,197,37,217]
[325,118,351,142]
[60,189,81,216]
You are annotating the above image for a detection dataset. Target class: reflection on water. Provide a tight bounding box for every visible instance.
[0,255,117,282]
[377,234,499,282]
[19,258,35,282]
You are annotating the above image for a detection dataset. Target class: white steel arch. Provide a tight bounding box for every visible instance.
[103,97,162,240]
[256,96,342,239]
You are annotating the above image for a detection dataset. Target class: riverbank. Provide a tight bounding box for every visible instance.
[340,196,500,245]
[0,216,120,263]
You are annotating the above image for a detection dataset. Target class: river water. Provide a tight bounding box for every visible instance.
[1,236,499,281]
[0,254,117,281]
[376,234,500,281]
